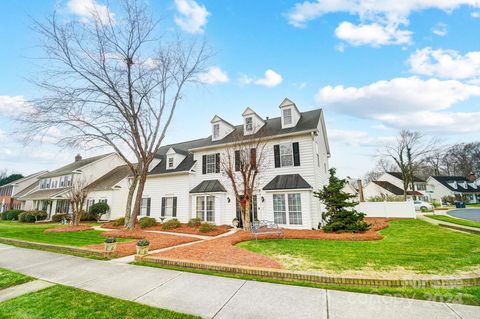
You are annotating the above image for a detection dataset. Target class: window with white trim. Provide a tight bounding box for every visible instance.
[164,197,174,216]
[196,195,215,222]
[213,124,220,139]
[280,143,293,167]
[168,157,174,168]
[273,193,302,225]
[205,154,216,174]
[283,108,292,125]
[139,198,149,216]
[245,117,253,132]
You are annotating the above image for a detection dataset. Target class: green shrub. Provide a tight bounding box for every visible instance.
[432,200,441,208]
[2,210,24,221]
[162,218,181,230]
[88,202,110,221]
[187,218,202,227]
[139,217,157,228]
[199,222,215,233]
[18,210,48,223]
[111,217,125,227]
[51,213,69,223]
[136,239,150,247]
[104,237,116,243]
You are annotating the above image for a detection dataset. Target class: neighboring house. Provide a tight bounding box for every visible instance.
[17,153,125,217]
[127,98,330,229]
[84,165,131,220]
[342,178,359,199]
[427,175,480,204]
[0,171,48,212]
[364,172,428,201]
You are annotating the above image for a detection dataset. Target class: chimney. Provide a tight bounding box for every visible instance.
[357,179,365,202]
[74,154,82,162]
[468,172,476,182]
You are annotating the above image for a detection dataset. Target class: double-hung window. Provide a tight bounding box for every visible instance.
[168,157,174,168]
[273,193,302,225]
[245,117,253,132]
[213,124,220,139]
[196,195,215,222]
[163,197,174,216]
[205,154,216,174]
[139,198,150,216]
[283,108,292,125]
[280,143,293,167]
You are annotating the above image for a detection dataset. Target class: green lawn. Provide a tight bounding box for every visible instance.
[0,221,118,246]
[0,285,199,319]
[0,268,33,290]
[238,219,480,274]
[425,214,480,229]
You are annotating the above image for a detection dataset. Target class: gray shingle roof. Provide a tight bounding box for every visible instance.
[13,181,39,198]
[149,108,324,176]
[263,174,312,190]
[190,180,227,193]
[41,153,113,178]
[387,172,426,183]
[86,165,130,191]
[372,181,422,196]
[431,176,480,193]
[19,188,68,200]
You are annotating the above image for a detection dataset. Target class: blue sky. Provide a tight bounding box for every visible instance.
[1,0,480,178]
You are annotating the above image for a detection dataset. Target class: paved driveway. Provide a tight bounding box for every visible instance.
[0,244,479,318]
[448,209,480,222]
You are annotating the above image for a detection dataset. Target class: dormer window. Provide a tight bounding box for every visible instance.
[245,117,253,132]
[213,124,220,139]
[283,108,292,125]
[168,157,174,168]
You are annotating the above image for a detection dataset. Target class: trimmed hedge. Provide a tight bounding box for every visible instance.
[139,217,157,228]
[87,202,110,221]
[111,217,125,227]
[187,218,202,227]
[162,218,181,230]
[18,210,48,223]
[52,213,69,223]
[199,222,215,233]
[1,210,24,221]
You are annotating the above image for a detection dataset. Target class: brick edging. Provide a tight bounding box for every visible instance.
[136,255,480,289]
[0,237,109,258]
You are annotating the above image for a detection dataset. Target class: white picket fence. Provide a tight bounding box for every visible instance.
[356,201,416,219]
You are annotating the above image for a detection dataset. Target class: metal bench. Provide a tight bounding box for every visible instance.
[251,220,284,240]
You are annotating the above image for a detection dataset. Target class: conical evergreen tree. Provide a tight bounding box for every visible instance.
[314,168,370,233]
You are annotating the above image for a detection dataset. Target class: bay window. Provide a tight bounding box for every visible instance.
[196,195,215,222]
[273,193,302,225]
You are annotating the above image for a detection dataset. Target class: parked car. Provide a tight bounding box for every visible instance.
[414,201,434,212]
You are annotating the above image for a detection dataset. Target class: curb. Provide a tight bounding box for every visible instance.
[135,255,480,289]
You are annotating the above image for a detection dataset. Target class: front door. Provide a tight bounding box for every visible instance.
[236,195,257,228]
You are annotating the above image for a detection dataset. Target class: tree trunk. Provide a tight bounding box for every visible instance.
[242,199,251,231]
[124,174,139,227]
[127,170,148,230]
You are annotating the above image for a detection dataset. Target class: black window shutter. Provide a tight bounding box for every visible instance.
[250,148,257,169]
[147,198,151,216]
[234,150,240,171]
[202,155,206,174]
[172,197,177,217]
[274,145,280,168]
[215,153,220,173]
[161,197,166,216]
[293,142,300,166]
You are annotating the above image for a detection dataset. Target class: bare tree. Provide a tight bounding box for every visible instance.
[20,0,209,229]
[221,132,270,231]
[66,177,89,226]
[382,130,438,200]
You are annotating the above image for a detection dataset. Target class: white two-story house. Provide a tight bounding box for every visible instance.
[127,98,330,229]
[17,153,125,217]
[363,172,428,201]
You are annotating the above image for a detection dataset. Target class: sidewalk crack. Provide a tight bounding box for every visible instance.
[444,303,463,319]
[211,280,247,319]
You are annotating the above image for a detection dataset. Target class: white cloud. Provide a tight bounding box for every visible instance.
[293,82,308,89]
[329,129,395,146]
[67,0,114,24]
[408,47,480,79]
[240,69,283,88]
[315,77,480,133]
[198,67,229,84]
[286,0,479,46]
[0,96,34,117]
[432,22,448,36]
[174,0,210,34]
[472,11,480,17]
[335,21,412,47]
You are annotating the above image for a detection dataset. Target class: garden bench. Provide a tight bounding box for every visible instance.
[251,220,284,240]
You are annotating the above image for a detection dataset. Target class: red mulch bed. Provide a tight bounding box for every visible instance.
[84,229,201,257]
[44,225,93,233]
[149,218,393,269]
[145,224,232,236]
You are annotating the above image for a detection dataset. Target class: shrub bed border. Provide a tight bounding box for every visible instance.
[135,255,480,289]
[0,236,110,258]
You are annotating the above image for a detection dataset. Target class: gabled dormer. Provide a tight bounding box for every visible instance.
[211,115,235,141]
[165,147,187,170]
[279,98,301,129]
[242,107,265,135]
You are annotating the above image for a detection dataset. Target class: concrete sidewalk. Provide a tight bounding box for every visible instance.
[418,214,480,234]
[0,244,478,318]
